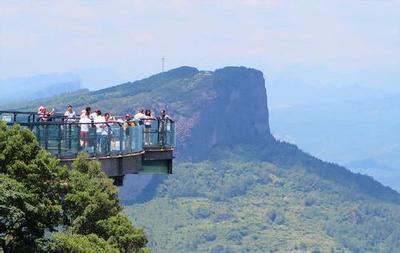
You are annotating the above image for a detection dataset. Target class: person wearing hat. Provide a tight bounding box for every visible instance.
[124,113,135,127]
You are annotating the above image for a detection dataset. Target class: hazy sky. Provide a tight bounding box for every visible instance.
[0,0,399,90]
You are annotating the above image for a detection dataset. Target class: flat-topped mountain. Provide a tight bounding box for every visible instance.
[8,66,273,159]
[7,66,400,252]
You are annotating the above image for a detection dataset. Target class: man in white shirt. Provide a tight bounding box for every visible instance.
[93,110,108,153]
[64,105,76,123]
[158,109,173,145]
[93,110,107,135]
[133,109,146,125]
[79,110,91,150]
[90,110,98,121]
[158,109,172,121]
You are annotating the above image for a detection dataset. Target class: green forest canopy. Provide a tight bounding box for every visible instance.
[0,121,150,253]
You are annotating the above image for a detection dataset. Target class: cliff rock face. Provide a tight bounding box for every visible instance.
[179,67,273,159]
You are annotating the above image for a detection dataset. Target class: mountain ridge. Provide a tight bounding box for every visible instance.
[5,66,400,203]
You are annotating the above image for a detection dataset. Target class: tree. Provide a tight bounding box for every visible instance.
[64,156,121,235]
[40,233,119,253]
[0,174,35,252]
[0,123,67,252]
[97,214,149,253]
[0,122,150,252]
[64,154,149,252]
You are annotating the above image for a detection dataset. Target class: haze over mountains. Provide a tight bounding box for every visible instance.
[0,73,81,106]
[268,75,400,191]
[7,66,400,252]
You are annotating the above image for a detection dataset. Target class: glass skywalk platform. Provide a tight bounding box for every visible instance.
[0,111,175,184]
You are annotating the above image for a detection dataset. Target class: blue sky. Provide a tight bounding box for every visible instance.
[0,0,399,90]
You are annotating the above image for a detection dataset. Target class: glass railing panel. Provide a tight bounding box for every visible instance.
[61,124,81,158]
[34,124,63,157]
[160,120,175,147]
[3,115,174,158]
[141,120,175,148]
[0,113,14,124]
[143,121,156,147]
[129,125,144,153]
[15,114,31,125]
[0,112,35,125]
[85,127,97,156]
[33,123,79,158]
[93,126,111,157]
[165,121,175,147]
[162,120,175,148]
[109,123,125,155]
[123,126,132,154]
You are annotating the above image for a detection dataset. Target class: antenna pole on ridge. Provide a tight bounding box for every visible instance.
[161,57,165,73]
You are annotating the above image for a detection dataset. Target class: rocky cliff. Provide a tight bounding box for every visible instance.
[174,67,273,159]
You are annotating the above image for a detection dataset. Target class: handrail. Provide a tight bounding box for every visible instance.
[1,111,176,159]
[0,110,174,124]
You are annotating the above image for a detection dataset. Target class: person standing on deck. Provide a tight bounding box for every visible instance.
[144,109,155,145]
[63,105,77,146]
[38,106,54,122]
[64,105,76,123]
[133,109,146,125]
[93,110,108,153]
[158,109,173,145]
[79,110,91,150]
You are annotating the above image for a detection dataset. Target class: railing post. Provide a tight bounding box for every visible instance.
[157,119,161,146]
[119,124,123,154]
[107,124,111,156]
[93,128,97,156]
[77,124,81,153]
[129,126,133,152]
[57,124,62,158]
[139,125,145,150]
[142,124,145,148]
[44,125,49,150]
[68,123,72,149]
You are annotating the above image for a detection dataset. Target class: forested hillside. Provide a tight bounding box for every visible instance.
[126,154,400,252]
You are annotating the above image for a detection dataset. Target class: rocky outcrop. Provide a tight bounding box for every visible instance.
[178,67,273,159]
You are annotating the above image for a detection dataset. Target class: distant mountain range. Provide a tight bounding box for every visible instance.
[8,66,400,252]
[270,92,400,191]
[0,73,81,107]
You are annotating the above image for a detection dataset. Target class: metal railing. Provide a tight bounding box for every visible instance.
[0,111,175,158]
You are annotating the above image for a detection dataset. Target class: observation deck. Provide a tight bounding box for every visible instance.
[0,111,175,185]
